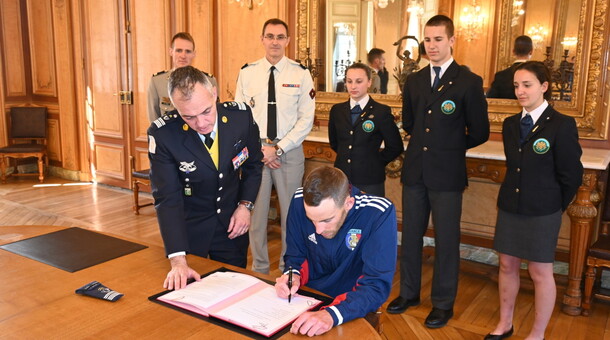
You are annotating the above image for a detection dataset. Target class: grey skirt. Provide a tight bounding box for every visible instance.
[493,208,562,263]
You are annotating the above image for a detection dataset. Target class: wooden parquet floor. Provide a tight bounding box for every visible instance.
[1,176,610,339]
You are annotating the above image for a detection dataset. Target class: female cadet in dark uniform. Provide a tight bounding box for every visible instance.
[328,63,403,196]
[485,61,583,340]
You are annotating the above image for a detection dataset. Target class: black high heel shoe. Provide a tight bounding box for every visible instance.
[483,326,514,340]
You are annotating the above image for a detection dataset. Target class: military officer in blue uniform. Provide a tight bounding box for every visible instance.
[148,66,263,290]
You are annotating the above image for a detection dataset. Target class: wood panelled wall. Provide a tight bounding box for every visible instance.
[0,0,296,187]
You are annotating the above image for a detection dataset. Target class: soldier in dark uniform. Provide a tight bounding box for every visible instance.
[147,32,217,122]
[328,63,403,196]
[148,66,263,290]
[387,15,489,329]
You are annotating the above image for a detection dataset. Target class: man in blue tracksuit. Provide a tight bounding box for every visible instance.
[275,166,397,336]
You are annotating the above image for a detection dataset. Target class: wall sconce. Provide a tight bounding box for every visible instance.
[459,0,486,42]
[228,0,264,10]
[511,0,525,27]
[561,36,578,55]
[528,24,548,49]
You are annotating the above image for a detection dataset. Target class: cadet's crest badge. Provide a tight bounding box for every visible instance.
[179,161,197,173]
[533,138,550,154]
[345,228,362,251]
[362,120,375,133]
[441,100,456,114]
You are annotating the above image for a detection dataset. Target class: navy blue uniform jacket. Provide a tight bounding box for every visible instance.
[402,61,490,191]
[148,103,263,256]
[328,98,403,185]
[498,106,583,215]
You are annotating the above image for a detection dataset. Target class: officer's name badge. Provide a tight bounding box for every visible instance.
[232,147,249,170]
[282,84,300,87]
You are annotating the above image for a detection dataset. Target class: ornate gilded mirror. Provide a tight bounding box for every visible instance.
[296,0,610,140]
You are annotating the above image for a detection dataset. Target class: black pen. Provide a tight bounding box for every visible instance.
[288,266,293,303]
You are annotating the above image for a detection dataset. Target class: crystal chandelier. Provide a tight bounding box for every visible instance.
[459,0,485,42]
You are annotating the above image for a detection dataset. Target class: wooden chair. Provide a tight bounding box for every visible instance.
[0,107,48,183]
[131,157,153,215]
[583,223,610,315]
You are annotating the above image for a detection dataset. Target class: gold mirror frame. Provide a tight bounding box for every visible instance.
[297,0,610,140]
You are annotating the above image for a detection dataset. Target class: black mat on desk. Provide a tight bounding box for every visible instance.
[0,227,147,272]
[149,267,333,340]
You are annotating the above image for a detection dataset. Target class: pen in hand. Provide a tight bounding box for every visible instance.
[288,266,293,303]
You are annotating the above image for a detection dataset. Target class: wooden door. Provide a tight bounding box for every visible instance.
[83,0,131,188]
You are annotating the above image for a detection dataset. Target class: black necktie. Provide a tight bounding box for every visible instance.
[267,66,277,141]
[351,104,362,124]
[432,66,441,91]
[520,114,533,144]
[204,132,214,149]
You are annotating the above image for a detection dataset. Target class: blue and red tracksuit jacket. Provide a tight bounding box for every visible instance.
[284,186,397,326]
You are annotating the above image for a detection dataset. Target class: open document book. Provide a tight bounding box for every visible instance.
[156,271,323,337]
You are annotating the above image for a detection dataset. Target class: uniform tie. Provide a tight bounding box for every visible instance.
[267,65,277,141]
[520,113,533,144]
[203,132,214,149]
[432,66,441,91]
[351,104,362,124]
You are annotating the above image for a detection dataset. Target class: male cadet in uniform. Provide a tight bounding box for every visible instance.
[148,66,263,290]
[274,166,396,336]
[487,35,533,99]
[235,18,315,275]
[147,32,217,122]
[386,15,489,328]
[367,48,389,94]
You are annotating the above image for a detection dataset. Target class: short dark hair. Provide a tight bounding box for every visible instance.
[515,61,553,101]
[513,35,533,57]
[346,62,372,80]
[171,32,195,50]
[262,18,289,36]
[168,66,214,100]
[425,14,455,38]
[303,167,350,208]
[367,48,385,64]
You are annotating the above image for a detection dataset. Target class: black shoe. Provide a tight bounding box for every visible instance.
[386,296,421,314]
[424,308,453,328]
[484,326,514,340]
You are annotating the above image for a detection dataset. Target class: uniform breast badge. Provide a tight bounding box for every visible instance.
[179,161,197,173]
[362,120,375,133]
[345,228,362,250]
[232,147,249,170]
[441,100,456,115]
[533,138,550,154]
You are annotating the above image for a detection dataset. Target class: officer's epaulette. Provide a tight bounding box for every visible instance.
[223,101,248,111]
[287,58,307,70]
[153,70,168,77]
[241,63,250,70]
[151,112,179,130]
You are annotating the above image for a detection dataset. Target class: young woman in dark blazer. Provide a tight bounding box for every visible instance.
[485,61,583,340]
[328,63,403,196]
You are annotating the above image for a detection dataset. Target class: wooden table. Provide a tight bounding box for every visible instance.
[0,225,381,339]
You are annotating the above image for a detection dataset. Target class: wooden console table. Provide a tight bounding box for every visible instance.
[304,130,610,316]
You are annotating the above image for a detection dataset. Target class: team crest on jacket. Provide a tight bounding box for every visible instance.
[362,120,375,132]
[345,228,362,250]
[441,100,456,114]
[533,138,550,154]
[179,161,197,173]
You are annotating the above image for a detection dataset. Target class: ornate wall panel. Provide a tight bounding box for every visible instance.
[26,0,57,97]
[0,0,27,97]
